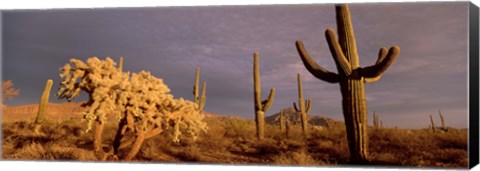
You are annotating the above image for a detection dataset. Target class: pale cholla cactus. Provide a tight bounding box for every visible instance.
[57,57,127,132]
[162,98,208,143]
[58,57,208,160]
[57,57,127,159]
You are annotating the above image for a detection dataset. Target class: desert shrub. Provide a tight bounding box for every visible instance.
[432,131,467,150]
[196,119,228,153]
[10,142,47,160]
[2,80,20,101]
[9,141,96,161]
[46,144,97,161]
[272,150,323,166]
[223,117,255,139]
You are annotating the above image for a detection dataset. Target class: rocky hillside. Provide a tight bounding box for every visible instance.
[265,107,339,128]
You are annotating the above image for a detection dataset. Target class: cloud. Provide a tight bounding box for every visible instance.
[2,2,470,128]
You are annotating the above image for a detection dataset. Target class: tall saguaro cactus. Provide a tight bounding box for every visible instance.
[295,4,400,163]
[193,67,207,111]
[253,52,276,140]
[293,73,311,135]
[34,79,53,134]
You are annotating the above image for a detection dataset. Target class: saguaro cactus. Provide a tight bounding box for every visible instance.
[253,52,276,140]
[295,4,400,163]
[438,110,446,131]
[285,119,291,138]
[430,114,436,133]
[193,67,207,111]
[373,111,379,129]
[279,110,286,133]
[293,73,311,136]
[34,79,53,134]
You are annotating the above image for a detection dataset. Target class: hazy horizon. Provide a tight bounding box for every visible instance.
[2,2,470,129]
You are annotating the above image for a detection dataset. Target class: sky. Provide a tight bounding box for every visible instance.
[1,2,470,129]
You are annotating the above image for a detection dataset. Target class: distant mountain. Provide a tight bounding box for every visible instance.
[2,102,230,122]
[2,102,86,121]
[265,107,339,128]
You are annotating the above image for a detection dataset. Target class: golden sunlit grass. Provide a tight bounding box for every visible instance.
[2,116,468,168]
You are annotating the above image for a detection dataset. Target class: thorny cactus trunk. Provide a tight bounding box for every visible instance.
[94,121,105,159]
[113,112,134,154]
[295,4,400,164]
[34,79,53,134]
[293,73,311,136]
[253,52,276,140]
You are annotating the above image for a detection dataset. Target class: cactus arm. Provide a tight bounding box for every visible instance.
[361,46,400,78]
[305,99,311,113]
[198,82,206,111]
[363,48,388,83]
[293,102,299,112]
[430,114,436,132]
[439,110,446,130]
[364,76,381,83]
[375,48,389,64]
[126,112,134,131]
[118,57,123,71]
[325,28,352,76]
[145,127,163,139]
[194,67,200,104]
[295,40,340,83]
[262,88,275,112]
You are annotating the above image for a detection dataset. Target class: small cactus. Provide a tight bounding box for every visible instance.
[373,111,380,129]
[279,110,286,133]
[285,119,291,138]
[253,52,276,140]
[430,114,436,133]
[293,73,311,136]
[438,110,446,131]
[33,79,53,134]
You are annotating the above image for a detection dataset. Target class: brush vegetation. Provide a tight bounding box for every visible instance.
[2,115,467,168]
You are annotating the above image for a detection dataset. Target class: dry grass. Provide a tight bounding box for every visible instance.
[2,116,468,169]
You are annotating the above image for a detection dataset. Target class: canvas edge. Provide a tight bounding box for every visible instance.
[469,1,479,169]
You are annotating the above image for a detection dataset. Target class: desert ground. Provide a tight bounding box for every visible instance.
[1,103,468,168]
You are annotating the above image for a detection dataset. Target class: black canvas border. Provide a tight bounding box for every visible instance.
[469,1,479,169]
